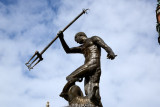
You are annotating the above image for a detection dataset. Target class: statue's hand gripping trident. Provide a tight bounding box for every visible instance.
[25,9,89,70]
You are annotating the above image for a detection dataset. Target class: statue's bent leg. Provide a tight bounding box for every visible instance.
[66,63,97,82]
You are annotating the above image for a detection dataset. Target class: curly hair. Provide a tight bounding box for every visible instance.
[75,32,87,38]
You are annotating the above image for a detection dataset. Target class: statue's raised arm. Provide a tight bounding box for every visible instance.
[58,31,82,54]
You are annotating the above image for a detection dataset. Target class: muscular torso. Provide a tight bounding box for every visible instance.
[81,38,101,65]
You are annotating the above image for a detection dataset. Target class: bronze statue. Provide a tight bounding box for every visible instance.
[58,31,117,107]
[25,9,116,106]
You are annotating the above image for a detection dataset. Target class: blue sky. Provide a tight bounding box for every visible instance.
[0,0,160,107]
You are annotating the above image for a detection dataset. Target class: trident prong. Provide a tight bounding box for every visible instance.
[25,51,43,70]
[25,51,39,66]
[29,58,43,71]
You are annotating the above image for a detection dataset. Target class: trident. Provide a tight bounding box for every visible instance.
[25,9,89,70]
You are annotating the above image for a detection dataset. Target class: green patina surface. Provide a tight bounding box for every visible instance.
[158,0,160,5]
[156,23,160,33]
[157,0,160,34]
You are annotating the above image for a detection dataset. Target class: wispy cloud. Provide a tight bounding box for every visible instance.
[0,0,159,107]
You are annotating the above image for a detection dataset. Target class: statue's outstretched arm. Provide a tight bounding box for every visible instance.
[92,36,116,60]
[58,31,82,54]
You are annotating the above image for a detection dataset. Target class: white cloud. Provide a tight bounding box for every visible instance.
[0,0,159,107]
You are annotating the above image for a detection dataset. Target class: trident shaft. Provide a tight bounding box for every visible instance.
[25,9,89,70]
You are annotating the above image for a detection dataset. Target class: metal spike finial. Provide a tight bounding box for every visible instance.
[46,101,49,107]
[83,8,90,14]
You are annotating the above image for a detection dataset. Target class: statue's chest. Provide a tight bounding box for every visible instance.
[81,39,94,53]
